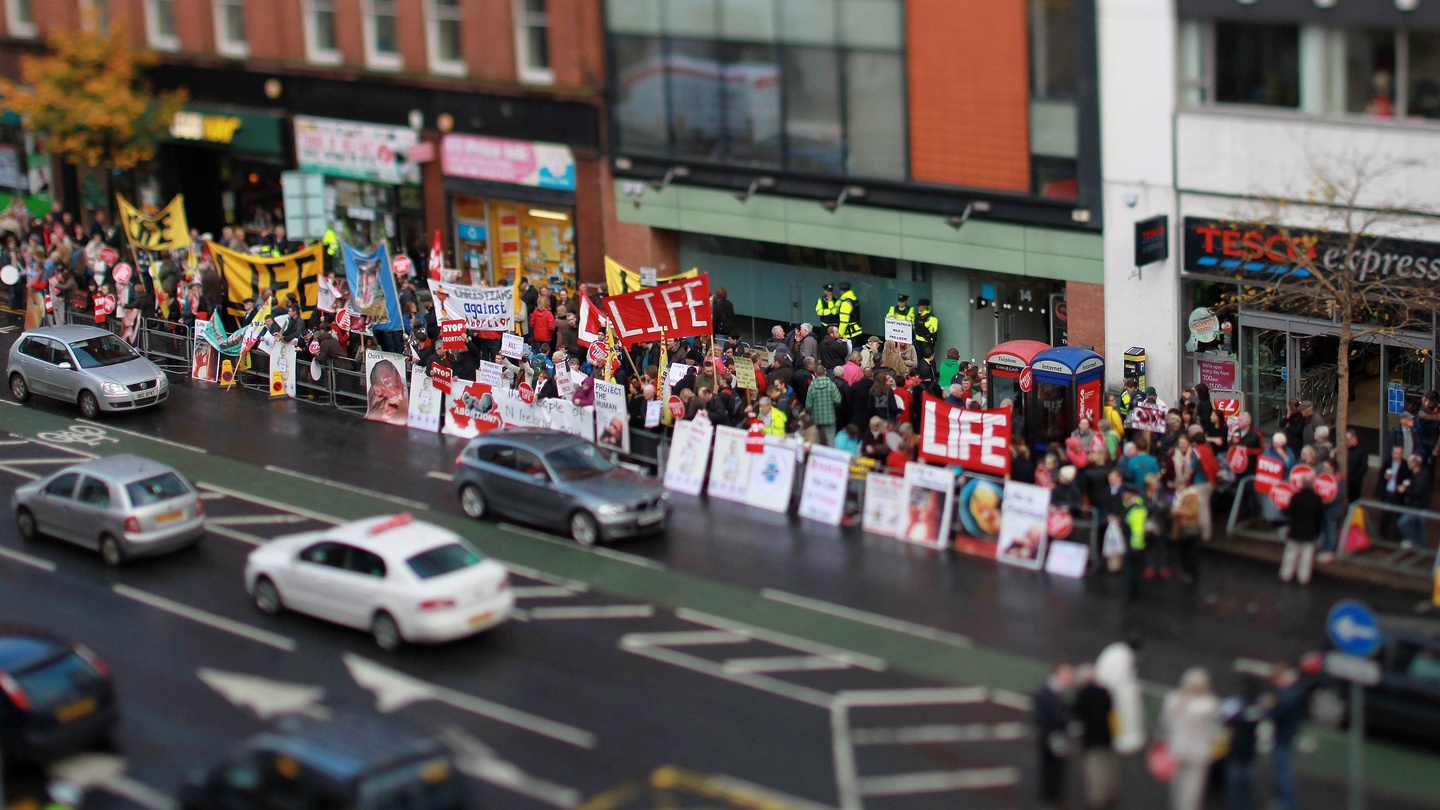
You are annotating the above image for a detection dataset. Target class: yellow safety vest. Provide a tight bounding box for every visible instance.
[837,291,861,339]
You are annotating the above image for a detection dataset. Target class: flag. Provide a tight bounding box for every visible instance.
[428,231,443,281]
[577,292,606,346]
[604,256,698,295]
[116,194,190,251]
[341,242,405,332]
[211,242,324,323]
[658,334,673,427]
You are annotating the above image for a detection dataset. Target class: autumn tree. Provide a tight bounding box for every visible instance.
[1214,150,1440,482]
[0,22,186,208]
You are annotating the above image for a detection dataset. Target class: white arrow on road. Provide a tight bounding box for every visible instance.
[343,654,596,749]
[198,668,331,721]
[438,725,581,808]
[49,753,176,810]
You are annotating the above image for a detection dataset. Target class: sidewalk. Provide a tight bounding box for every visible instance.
[1210,531,1437,595]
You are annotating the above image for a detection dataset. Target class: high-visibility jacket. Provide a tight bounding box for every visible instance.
[1125,501,1147,550]
[837,290,862,339]
[322,228,339,257]
[915,310,940,345]
[885,305,915,324]
[815,295,840,328]
[765,406,788,436]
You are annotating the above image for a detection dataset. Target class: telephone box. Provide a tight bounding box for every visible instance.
[1031,346,1106,451]
[985,340,1051,449]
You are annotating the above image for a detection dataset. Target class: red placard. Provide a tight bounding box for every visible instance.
[440,319,467,352]
[602,274,712,346]
[1047,507,1074,539]
[746,420,765,454]
[1269,482,1294,510]
[1288,464,1314,488]
[429,361,453,395]
[93,294,116,315]
[112,263,133,284]
[918,395,1012,477]
[1019,368,1033,393]
[392,254,414,277]
[517,381,535,404]
[1227,445,1248,474]
[1076,378,1102,425]
[667,395,685,421]
[1214,398,1242,418]
[99,246,118,265]
[1316,473,1339,503]
[428,231,444,281]
[588,339,608,366]
[308,340,320,355]
[1254,453,1285,494]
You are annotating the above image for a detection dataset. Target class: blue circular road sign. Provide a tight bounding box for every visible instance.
[1327,599,1381,659]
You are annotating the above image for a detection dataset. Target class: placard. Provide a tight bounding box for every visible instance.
[555,369,574,399]
[797,445,853,525]
[861,473,908,538]
[734,357,757,391]
[272,342,297,398]
[900,464,955,548]
[406,368,443,433]
[1125,403,1167,433]
[501,332,525,359]
[427,280,514,332]
[430,361,453,395]
[644,399,662,428]
[885,318,913,345]
[665,362,690,388]
[664,419,715,496]
[364,350,410,426]
[541,399,595,442]
[708,426,754,502]
[593,380,629,453]
[478,360,503,386]
[1045,540,1090,579]
[640,266,658,287]
[997,481,1052,569]
[443,381,503,439]
[919,396,1011,476]
[440,319,467,352]
[745,442,797,513]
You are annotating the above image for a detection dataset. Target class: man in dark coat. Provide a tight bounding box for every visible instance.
[819,325,849,371]
[1032,662,1074,807]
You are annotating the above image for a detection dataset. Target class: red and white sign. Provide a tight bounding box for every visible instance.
[308,340,320,355]
[1018,368,1033,393]
[93,294,116,315]
[517,382,535,405]
[1227,445,1249,474]
[919,395,1012,477]
[577,293,606,346]
[746,420,766,454]
[1254,453,1286,494]
[336,307,354,332]
[406,141,435,164]
[588,339,608,367]
[1047,507,1074,540]
[667,395,684,422]
[99,246,119,265]
[1269,481,1294,510]
[428,231,444,281]
[440,319,467,352]
[441,133,576,192]
[444,380,504,438]
[1213,397,1242,418]
[1127,404,1167,433]
[602,275,712,346]
[1316,473,1339,503]
[1076,378,1101,425]
[429,361,453,395]
[1288,464,1314,489]
[392,254,413,277]
[111,263,132,284]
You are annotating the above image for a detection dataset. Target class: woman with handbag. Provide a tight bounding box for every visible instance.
[1158,668,1221,810]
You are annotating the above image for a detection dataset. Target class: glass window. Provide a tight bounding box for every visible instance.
[516,0,553,82]
[1335,29,1395,116]
[784,47,843,174]
[1030,0,1076,100]
[346,548,387,578]
[14,653,105,708]
[719,0,775,42]
[215,0,247,54]
[373,0,399,55]
[1409,31,1440,119]
[68,335,140,369]
[430,0,463,68]
[547,441,618,480]
[9,0,33,29]
[299,541,348,568]
[665,0,718,37]
[514,449,548,478]
[607,0,662,35]
[43,472,79,499]
[613,36,670,156]
[18,337,47,361]
[839,0,901,50]
[407,543,484,579]
[1214,22,1300,107]
[780,0,836,45]
[76,477,110,508]
[724,43,782,167]
[669,39,725,160]
[845,51,907,180]
[475,444,517,469]
[152,0,175,38]
[124,472,190,507]
[309,0,338,56]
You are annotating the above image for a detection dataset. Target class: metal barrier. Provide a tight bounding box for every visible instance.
[331,363,369,415]
[1338,499,1440,578]
[142,318,191,376]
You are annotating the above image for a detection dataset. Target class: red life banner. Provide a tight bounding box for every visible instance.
[603,274,712,346]
[440,319,467,352]
[1269,482,1294,510]
[1254,453,1285,494]
[578,293,606,346]
[919,395,1012,477]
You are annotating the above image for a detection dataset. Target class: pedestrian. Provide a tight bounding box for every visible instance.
[1267,665,1310,810]
[1171,480,1203,582]
[1281,473,1323,583]
[1033,662,1074,807]
[1220,677,1265,810]
[1160,668,1220,810]
[1376,443,1410,542]
[1398,453,1431,548]
[1143,473,1172,580]
[1344,427,1369,504]
[1120,485,1148,602]
[806,368,841,446]
[1095,634,1146,755]
[1072,663,1119,809]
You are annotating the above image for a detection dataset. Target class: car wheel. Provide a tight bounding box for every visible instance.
[78,390,100,419]
[459,484,487,519]
[372,611,402,651]
[15,507,37,542]
[253,577,284,615]
[99,535,124,567]
[1309,684,1348,730]
[9,373,29,403]
[570,511,600,547]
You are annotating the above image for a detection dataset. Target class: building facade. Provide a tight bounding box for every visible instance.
[601,0,1106,363]
[1101,0,1440,453]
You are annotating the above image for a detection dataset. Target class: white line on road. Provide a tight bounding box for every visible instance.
[207,514,315,526]
[676,609,887,672]
[196,482,342,524]
[0,463,39,479]
[527,604,655,620]
[112,584,296,652]
[760,589,973,648]
[592,545,667,569]
[722,655,853,675]
[491,559,589,592]
[508,586,580,599]
[835,687,989,708]
[990,689,1033,712]
[263,465,431,510]
[204,524,266,546]
[0,457,78,464]
[77,419,206,453]
[855,767,1021,797]
[497,522,667,570]
[620,630,749,648]
[0,439,30,445]
[849,722,1028,746]
[426,471,454,482]
[27,437,98,458]
[0,546,56,571]
[439,725,581,808]
[624,644,834,708]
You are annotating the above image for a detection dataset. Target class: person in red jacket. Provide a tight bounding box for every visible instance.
[529,299,555,354]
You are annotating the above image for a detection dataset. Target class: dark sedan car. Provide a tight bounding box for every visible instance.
[1305,614,1440,746]
[0,628,117,761]
[453,429,667,545]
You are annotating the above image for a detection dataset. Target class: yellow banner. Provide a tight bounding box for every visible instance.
[604,257,698,296]
[210,241,324,322]
[116,194,190,251]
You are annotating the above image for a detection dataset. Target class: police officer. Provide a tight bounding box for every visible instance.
[837,282,862,342]
[885,293,915,325]
[914,298,940,350]
[815,283,840,331]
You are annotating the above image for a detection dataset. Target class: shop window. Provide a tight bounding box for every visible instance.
[451,196,577,292]
[780,0,837,45]
[1409,32,1440,119]
[844,51,906,180]
[365,0,402,70]
[515,0,554,84]
[145,0,178,51]
[214,0,248,58]
[428,0,465,75]
[1030,0,1075,101]
[840,0,902,50]
[5,0,35,39]
[724,43,782,167]
[612,35,669,156]
[1329,29,1395,117]
[304,0,342,65]
[719,0,775,42]
[669,39,725,160]
[784,47,844,174]
[1214,22,1300,108]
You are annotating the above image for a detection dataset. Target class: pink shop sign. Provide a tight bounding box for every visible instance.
[1198,358,1235,389]
[441,134,576,191]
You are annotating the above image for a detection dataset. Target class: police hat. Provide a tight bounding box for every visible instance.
[839,282,852,292]
[897,294,909,303]
[918,298,931,306]
[823,283,834,292]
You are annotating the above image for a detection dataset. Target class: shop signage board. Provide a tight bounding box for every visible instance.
[1184,217,1440,287]
[169,107,283,155]
[1198,358,1236,389]
[282,171,327,241]
[294,116,421,185]
[919,396,1011,476]
[1212,390,1243,418]
[1388,383,1406,415]
[1134,215,1169,267]
[441,134,576,191]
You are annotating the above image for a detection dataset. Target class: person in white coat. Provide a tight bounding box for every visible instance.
[1160,668,1221,810]
[1095,636,1146,755]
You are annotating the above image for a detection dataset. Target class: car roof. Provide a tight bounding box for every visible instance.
[0,628,69,672]
[250,714,447,781]
[1380,614,1440,643]
[470,428,582,453]
[21,325,120,344]
[58,454,181,484]
[321,514,463,558]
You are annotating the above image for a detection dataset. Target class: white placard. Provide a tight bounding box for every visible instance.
[1044,540,1090,579]
[556,369,575,399]
[644,399,662,428]
[798,445,853,526]
[478,360,503,386]
[899,464,954,548]
[278,342,297,398]
[862,473,907,538]
[492,388,549,429]
[501,333,525,359]
[593,380,629,453]
[708,426,753,503]
[664,419,715,496]
[744,442,797,513]
[406,368,443,433]
[640,266,658,287]
[666,362,690,388]
[997,481,1052,569]
[885,318,913,345]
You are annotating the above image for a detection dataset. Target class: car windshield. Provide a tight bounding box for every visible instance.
[406,543,484,580]
[546,442,616,480]
[15,653,104,708]
[125,472,189,506]
[68,335,140,369]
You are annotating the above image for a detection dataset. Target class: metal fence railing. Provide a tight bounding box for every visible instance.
[1339,499,1440,578]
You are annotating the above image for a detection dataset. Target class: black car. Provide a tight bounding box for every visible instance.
[0,627,117,761]
[180,713,470,809]
[1305,614,1440,746]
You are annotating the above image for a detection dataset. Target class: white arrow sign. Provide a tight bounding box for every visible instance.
[343,654,596,749]
[198,668,330,721]
[1333,616,1379,645]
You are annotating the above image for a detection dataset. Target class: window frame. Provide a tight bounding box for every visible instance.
[514,0,556,85]
[303,0,343,66]
[43,472,80,500]
[213,0,249,59]
[4,0,35,39]
[427,0,467,76]
[363,0,403,71]
[75,476,112,509]
[144,0,180,52]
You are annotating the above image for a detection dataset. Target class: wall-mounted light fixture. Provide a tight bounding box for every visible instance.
[649,166,690,191]
[734,176,775,203]
[822,185,866,212]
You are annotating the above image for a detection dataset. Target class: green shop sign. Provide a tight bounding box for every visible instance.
[168,107,283,156]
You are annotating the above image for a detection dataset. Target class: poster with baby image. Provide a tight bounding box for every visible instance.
[996,480,1052,570]
[364,351,410,426]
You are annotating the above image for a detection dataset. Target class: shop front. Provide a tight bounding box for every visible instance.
[441,133,578,292]
[293,115,425,251]
[1180,217,1439,455]
[158,105,286,235]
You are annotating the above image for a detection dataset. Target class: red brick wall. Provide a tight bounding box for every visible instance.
[907,0,1030,192]
[1065,280,1104,352]
[469,0,517,82]
[598,163,678,278]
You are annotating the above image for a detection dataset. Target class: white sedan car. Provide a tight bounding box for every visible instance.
[245,513,513,650]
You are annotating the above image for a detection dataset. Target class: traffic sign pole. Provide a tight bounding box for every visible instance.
[1326,599,1379,810]
[1349,681,1364,810]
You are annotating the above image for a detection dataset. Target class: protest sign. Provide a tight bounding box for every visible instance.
[997,481,1051,569]
[899,464,954,548]
[116,194,189,250]
[862,473,907,538]
[602,275,712,346]
[429,361,453,395]
[919,396,1011,476]
[501,333,525,359]
[406,368,443,433]
[478,360,503,386]
[443,381,503,439]
[1126,403,1167,433]
[363,351,409,426]
[707,426,753,502]
[555,369,574,399]
[440,319,467,352]
[644,400,662,428]
[664,419,715,496]
[342,242,404,332]
[798,445,852,525]
[734,357,757,390]
[593,380,629,453]
[427,280,514,331]
[745,441,797,513]
[213,242,323,322]
[885,318,913,344]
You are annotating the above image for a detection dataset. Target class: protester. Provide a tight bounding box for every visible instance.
[1281,473,1323,584]
[1033,662,1074,807]
[1072,663,1119,809]
[1268,665,1310,810]
[1095,634,1146,754]
[1161,668,1220,810]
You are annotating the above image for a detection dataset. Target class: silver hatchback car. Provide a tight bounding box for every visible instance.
[12,455,205,566]
[7,326,169,418]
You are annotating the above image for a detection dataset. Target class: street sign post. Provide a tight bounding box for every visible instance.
[1326,599,1380,810]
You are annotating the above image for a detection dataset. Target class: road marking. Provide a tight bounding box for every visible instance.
[592,545,667,569]
[623,643,835,708]
[76,419,205,453]
[831,701,862,810]
[677,609,887,671]
[112,585,296,652]
[197,491,226,500]
[527,604,655,620]
[440,726,581,808]
[498,522,669,570]
[508,586,580,599]
[849,722,1028,745]
[197,668,330,720]
[835,687,988,708]
[0,546,56,571]
[0,463,39,479]
[207,514,315,526]
[855,767,1020,797]
[491,558,589,592]
[760,589,973,648]
[621,630,749,647]
[344,654,596,748]
[0,457,74,464]
[27,436,98,458]
[723,655,853,675]
[49,754,176,810]
[263,465,431,510]
[204,524,266,546]
[990,688,1032,712]
[0,439,30,445]
[426,471,454,482]
[197,482,342,524]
